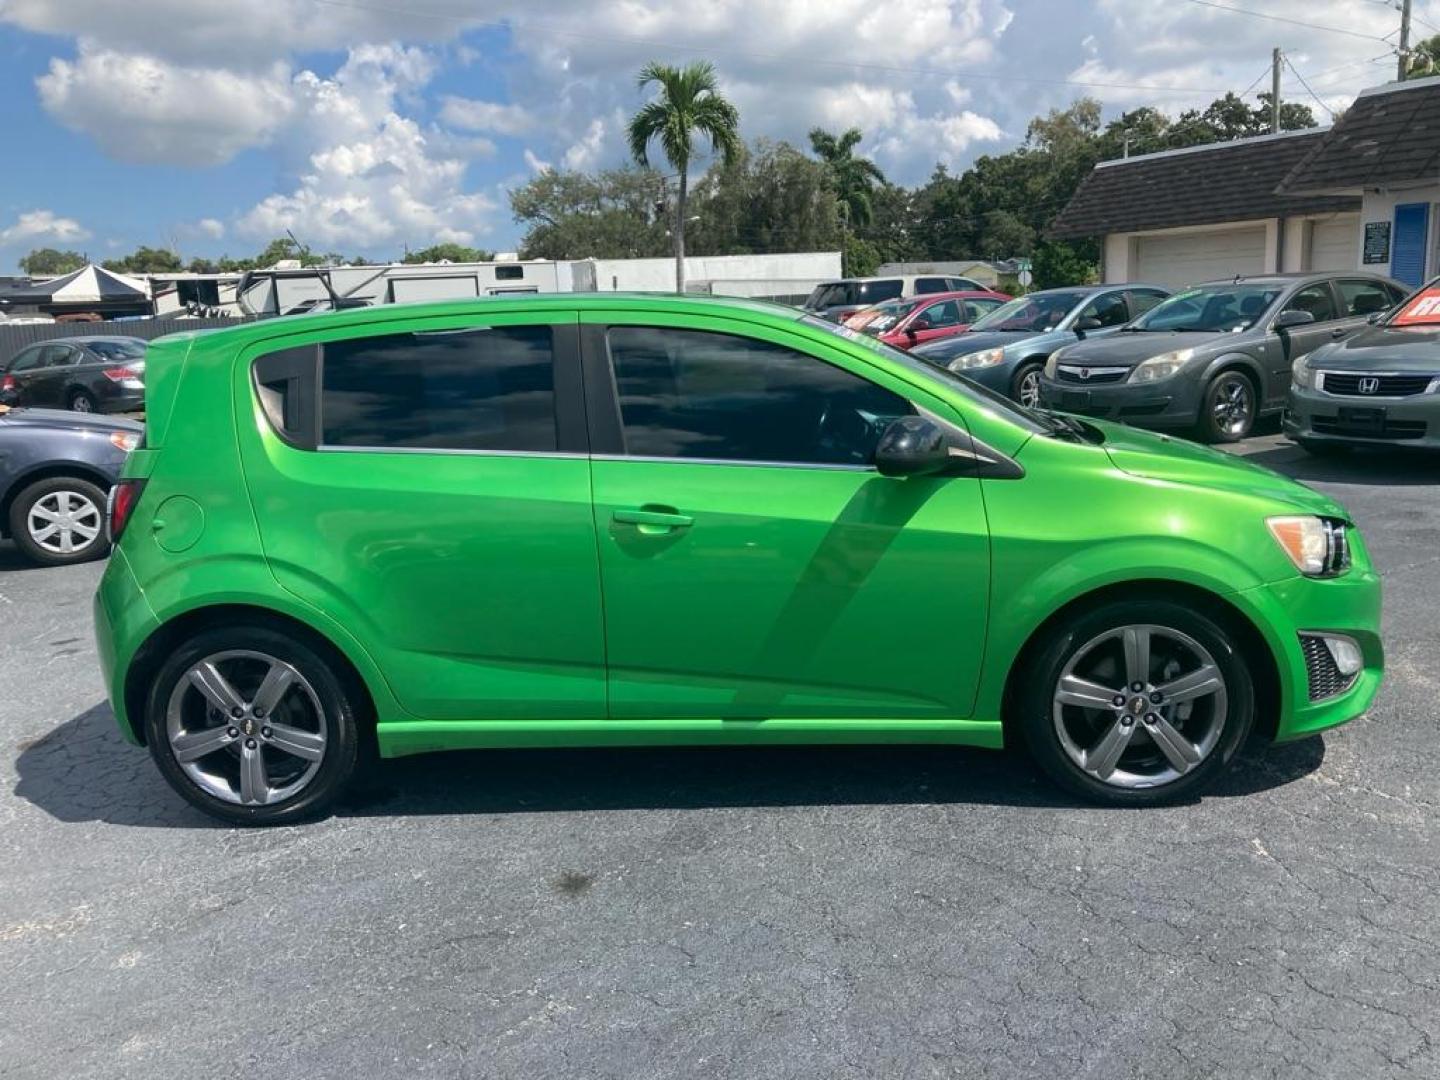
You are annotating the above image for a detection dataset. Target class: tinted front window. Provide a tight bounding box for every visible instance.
[1284,284,1340,323]
[608,326,912,465]
[919,300,962,328]
[1079,293,1129,328]
[1134,285,1282,332]
[808,280,904,308]
[915,278,948,294]
[963,296,1006,322]
[321,325,557,451]
[970,291,1086,332]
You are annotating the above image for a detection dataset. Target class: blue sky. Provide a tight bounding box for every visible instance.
[0,0,1427,272]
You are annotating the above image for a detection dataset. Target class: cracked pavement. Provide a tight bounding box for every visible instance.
[1,433,1437,1078]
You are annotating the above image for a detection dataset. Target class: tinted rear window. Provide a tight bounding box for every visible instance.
[86,340,147,362]
[321,326,557,451]
[808,280,904,308]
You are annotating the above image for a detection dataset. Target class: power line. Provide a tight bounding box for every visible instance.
[1181,0,1393,43]
[1282,55,1338,117]
[305,0,1240,96]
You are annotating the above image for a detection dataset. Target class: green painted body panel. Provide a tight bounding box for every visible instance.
[94,293,1384,758]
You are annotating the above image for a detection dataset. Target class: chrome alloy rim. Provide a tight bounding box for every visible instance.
[71,395,93,413]
[1052,624,1227,789]
[1018,369,1042,408]
[1212,377,1253,435]
[166,650,327,806]
[28,490,103,555]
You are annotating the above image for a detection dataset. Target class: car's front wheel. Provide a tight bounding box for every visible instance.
[1011,361,1043,408]
[7,476,110,566]
[1017,600,1254,806]
[144,625,362,825]
[1198,371,1256,443]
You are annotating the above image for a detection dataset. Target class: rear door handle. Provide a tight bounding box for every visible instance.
[613,507,694,533]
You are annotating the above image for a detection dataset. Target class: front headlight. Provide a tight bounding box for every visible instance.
[1130,348,1195,383]
[1291,355,1314,389]
[1044,348,1067,378]
[947,347,1006,372]
[1266,515,1350,576]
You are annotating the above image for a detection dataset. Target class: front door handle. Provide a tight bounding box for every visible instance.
[613,507,694,534]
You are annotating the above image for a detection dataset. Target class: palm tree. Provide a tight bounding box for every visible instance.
[808,127,886,229]
[627,61,741,293]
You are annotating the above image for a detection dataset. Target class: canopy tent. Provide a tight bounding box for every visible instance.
[0,264,152,319]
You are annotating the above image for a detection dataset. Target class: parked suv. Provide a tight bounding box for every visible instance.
[1,336,147,414]
[1287,276,1440,451]
[96,295,1382,824]
[804,274,993,322]
[1037,273,1409,442]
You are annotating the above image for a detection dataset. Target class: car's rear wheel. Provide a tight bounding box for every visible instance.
[1012,361,1043,408]
[144,625,361,825]
[68,389,97,413]
[1017,600,1254,806]
[7,476,110,566]
[1197,371,1256,443]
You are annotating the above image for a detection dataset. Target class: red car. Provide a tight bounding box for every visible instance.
[844,290,1012,350]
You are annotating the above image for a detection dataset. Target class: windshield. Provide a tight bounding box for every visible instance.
[1133,284,1282,333]
[806,280,904,310]
[1388,283,1440,327]
[847,299,921,334]
[803,315,1049,435]
[85,339,147,362]
[969,291,1085,332]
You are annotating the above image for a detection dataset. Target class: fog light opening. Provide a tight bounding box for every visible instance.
[1322,635,1363,677]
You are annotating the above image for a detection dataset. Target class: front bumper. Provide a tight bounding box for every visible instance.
[1037,373,1203,427]
[1285,383,1440,448]
[1234,560,1384,742]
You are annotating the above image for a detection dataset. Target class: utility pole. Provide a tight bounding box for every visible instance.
[1271,47,1282,133]
[1398,0,1413,80]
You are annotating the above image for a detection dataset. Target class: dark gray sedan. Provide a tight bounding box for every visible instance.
[1037,273,1409,442]
[1,336,147,414]
[1287,278,1440,452]
[0,406,141,565]
[911,284,1170,406]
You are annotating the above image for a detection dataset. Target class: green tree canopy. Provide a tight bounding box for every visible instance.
[18,248,87,276]
[1405,33,1440,78]
[402,243,493,264]
[103,246,183,274]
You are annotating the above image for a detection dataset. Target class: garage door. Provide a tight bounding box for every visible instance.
[1133,228,1267,287]
[1308,215,1359,271]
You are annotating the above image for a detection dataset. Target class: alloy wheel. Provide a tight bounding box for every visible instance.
[27,490,103,556]
[1018,369,1042,409]
[1052,624,1227,788]
[165,649,328,807]
[1212,377,1253,436]
[71,395,93,413]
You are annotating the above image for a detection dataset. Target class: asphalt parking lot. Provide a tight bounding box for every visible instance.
[2,431,1437,1079]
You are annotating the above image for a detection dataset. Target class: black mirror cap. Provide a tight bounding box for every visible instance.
[1275,309,1316,329]
[875,416,950,477]
[1075,317,1103,332]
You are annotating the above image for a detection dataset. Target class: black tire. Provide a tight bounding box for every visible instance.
[6,475,111,566]
[1015,599,1254,807]
[1296,437,1352,457]
[1196,370,1256,443]
[144,624,362,825]
[1011,361,1044,408]
[68,388,98,413]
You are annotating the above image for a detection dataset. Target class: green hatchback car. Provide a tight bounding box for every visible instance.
[94,295,1383,824]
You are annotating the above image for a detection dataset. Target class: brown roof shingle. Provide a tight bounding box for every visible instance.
[1050,129,1359,239]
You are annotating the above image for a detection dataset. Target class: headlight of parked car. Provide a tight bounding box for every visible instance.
[1266,515,1350,576]
[1291,355,1315,389]
[1129,348,1195,383]
[1044,349,1066,378]
[947,347,1006,372]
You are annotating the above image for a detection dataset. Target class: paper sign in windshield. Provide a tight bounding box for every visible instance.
[1393,287,1440,326]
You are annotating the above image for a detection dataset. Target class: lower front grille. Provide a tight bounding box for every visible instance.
[1300,634,1358,702]
[1311,415,1427,440]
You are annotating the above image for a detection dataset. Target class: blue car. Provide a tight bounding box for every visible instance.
[911,284,1170,406]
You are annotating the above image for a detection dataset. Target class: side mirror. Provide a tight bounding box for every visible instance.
[874,416,954,478]
[1075,316,1103,332]
[908,318,931,333]
[1367,311,1384,324]
[1275,309,1316,330]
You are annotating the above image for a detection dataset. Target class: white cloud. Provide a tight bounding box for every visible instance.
[523,148,553,173]
[37,46,294,165]
[196,218,225,239]
[438,97,535,136]
[562,118,608,171]
[0,209,91,245]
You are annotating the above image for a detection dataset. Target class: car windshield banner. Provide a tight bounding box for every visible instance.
[1392,286,1440,326]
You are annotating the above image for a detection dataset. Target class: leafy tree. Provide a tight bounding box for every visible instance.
[627,60,741,292]
[687,140,843,258]
[103,246,183,274]
[18,248,86,276]
[512,166,672,259]
[1032,240,1097,290]
[402,243,492,264]
[1405,33,1440,79]
[808,127,886,228]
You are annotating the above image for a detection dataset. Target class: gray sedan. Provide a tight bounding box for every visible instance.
[911,284,1170,406]
[1287,278,1440,451]
[1037,273,1409,442]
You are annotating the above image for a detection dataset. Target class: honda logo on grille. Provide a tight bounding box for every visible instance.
[1078,367,1091,380]
[1357,377,1380,395]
